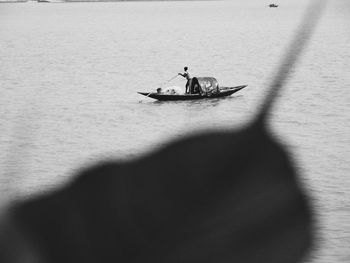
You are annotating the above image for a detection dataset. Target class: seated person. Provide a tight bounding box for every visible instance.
[189,78,201,94]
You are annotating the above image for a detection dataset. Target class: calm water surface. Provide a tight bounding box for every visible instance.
[0,1,349,262]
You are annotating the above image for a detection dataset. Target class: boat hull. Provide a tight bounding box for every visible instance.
[138,85,247,101]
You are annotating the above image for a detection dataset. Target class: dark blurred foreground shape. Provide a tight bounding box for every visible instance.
[0,0,327,262]
[0,121,313,263]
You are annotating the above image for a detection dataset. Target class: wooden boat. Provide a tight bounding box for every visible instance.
[138,77,247,101]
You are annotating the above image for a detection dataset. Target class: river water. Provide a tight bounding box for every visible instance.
[0,0,349,262]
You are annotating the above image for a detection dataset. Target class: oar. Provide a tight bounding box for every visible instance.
[139,74,179,102]
[158,74,179,89]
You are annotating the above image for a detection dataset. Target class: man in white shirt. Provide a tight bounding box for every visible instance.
[178,66,192,94]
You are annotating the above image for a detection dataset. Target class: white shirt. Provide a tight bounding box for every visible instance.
[183,71,191,80]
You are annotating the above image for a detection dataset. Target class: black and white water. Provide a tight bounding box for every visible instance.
[0,1,349,262]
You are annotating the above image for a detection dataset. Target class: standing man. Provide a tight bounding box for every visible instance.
[178,66,192,94]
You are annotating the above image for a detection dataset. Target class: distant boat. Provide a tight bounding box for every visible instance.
[138,77,247,101]
[37,0,64,2]
[269,4,279,8]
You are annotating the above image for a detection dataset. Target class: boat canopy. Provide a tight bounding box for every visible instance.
[191,77,219,94]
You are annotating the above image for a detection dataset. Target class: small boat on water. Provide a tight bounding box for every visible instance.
[269,4,279,8]
[37,0,64,2]
[138,77,247,101]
